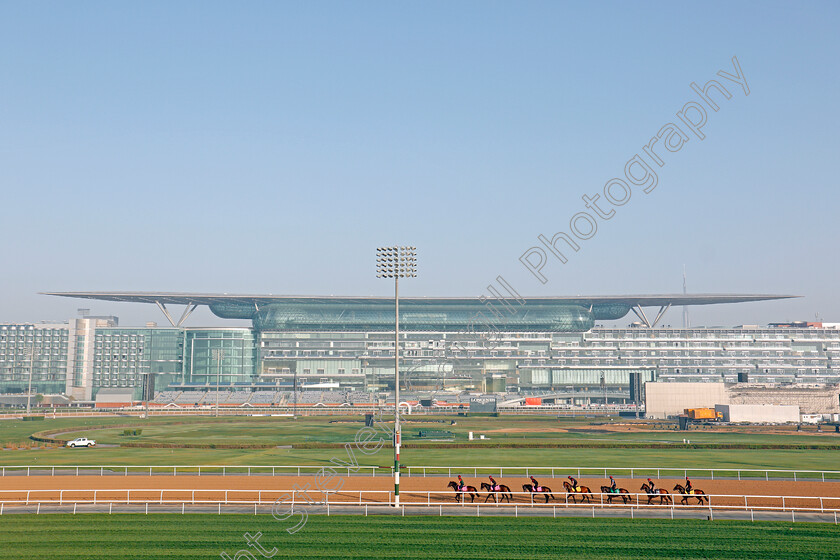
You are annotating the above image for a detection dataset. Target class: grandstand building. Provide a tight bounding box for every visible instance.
[1,291,839,403]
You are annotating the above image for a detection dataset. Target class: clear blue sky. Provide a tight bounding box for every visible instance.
[1,1,838,327]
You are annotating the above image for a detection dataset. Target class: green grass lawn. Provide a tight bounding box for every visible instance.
[2,414,839,473]
[0,515,836,559]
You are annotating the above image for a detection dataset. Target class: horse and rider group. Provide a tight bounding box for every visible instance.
[448,474,707,505]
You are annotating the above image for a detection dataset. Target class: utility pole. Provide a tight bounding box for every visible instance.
[376,246,417,507]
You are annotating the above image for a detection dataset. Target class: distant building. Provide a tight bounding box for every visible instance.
[3,291,836,401]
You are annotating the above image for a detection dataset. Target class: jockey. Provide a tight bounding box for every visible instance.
[685,476,692,493]
[457,474,465,491]
[609,475,617,493]
[647,478,656,492]
[488,474,497,491]
[529,475,540,491]
[568,475,578,491]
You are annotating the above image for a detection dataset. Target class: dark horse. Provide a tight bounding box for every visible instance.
[480,482,513,503]
[640,482,672,505]
[600,485,631,504]
[522,483,554,503]
[562,480,595,504]
[448,480,479,503]
[673,483,707,504]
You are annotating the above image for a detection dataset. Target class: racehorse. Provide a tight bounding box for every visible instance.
[673,483,707,504]
[447,480,479,503]
[640,482,672,505]
[480,482,513,503]
[522,483,554,503]
[562,480,595,504]
[600,485,631,504]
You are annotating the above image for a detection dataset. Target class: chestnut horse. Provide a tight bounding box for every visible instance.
[640,482,672,505]
[673,483,707,504]
[562,480,595,504]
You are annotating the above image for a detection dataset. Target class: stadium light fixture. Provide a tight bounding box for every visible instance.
[376,245,417,508]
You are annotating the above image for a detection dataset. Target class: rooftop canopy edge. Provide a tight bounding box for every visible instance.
[42,292,798,331]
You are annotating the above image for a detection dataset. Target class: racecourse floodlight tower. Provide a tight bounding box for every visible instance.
[376,245,417,507]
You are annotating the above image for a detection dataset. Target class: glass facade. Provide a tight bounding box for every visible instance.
[3,318,840,399]
[0,324,69,394]
[179,329,257,387]
[91,328,183,400]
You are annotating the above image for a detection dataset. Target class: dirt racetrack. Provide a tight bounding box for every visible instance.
[2,475,840,512]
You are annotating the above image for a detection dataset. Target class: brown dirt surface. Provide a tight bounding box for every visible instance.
[1,475,839,511]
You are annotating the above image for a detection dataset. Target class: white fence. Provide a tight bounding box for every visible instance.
[402,466,840,482]
[0,465,383,477]
[2,464,840,481]
[1,489,839,520]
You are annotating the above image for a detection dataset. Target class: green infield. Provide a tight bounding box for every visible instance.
[0,515,836,559]
[2,414,839,472]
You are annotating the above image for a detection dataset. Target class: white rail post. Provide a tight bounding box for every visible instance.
[60,490,63,505]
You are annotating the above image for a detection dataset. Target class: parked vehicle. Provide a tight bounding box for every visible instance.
[66,437,96,448]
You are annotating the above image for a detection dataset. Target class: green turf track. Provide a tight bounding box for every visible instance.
[4,415,840,472]
[0,515,837,559]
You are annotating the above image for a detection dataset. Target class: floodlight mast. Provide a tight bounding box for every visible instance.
[376,246,417,507]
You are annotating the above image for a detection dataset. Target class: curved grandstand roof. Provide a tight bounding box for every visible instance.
[43,292,796,307]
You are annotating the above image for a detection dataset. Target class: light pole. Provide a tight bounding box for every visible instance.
[212,349,225,418]
[376,245,417,507]
[24,344,35,415]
